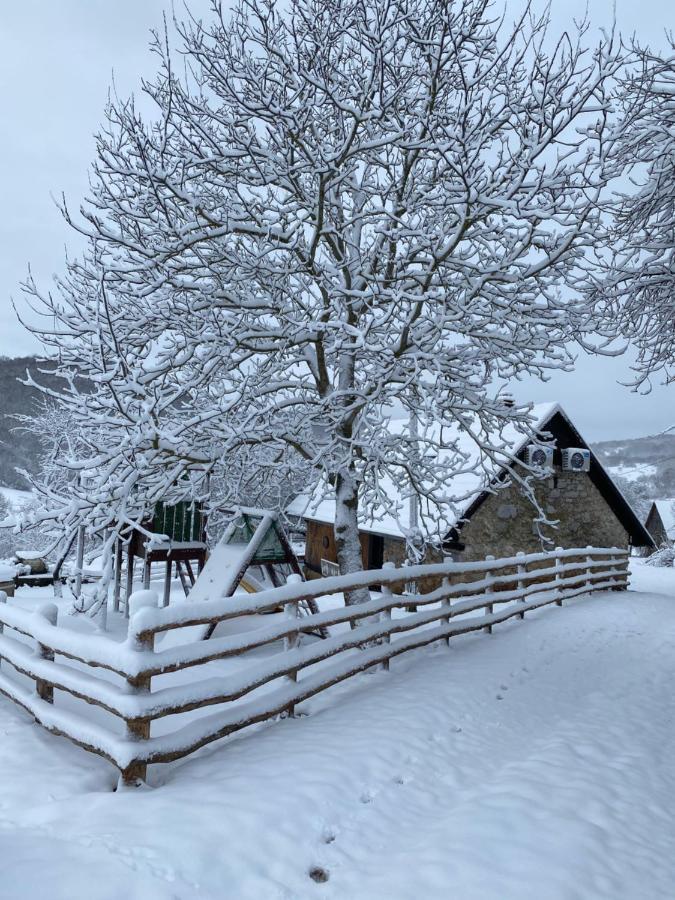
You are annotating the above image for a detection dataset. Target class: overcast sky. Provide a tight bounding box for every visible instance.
[0,0,673,441]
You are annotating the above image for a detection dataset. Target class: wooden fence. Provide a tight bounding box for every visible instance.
[0,546,629,786]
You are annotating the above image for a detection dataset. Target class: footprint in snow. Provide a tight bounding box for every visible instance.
[309,866,330,884]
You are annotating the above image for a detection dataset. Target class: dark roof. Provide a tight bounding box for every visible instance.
[455,408,655,548]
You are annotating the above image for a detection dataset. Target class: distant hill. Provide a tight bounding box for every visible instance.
[591,433,675,520]
[0,355,60,489]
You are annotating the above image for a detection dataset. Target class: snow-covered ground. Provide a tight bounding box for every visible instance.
[0,487,32,508]
[606,462,658,483]
[0,561,674,899]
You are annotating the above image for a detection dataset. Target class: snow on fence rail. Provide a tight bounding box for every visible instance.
[0,546,628,786]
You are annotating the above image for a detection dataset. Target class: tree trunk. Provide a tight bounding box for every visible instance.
[334,470,369,606]
[52,529,78,600]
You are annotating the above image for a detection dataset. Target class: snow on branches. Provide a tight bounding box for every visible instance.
[597,39,675,388]
[20,0,624,590]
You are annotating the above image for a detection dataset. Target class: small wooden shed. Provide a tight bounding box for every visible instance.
[645,500,675,549]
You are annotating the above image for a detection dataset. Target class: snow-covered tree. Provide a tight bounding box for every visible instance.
[21,0,624,597]
[597,39,675,387]
[0,493,15,561]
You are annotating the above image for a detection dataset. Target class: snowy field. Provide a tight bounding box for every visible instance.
[0,487,32,508]
[0,561,674,899]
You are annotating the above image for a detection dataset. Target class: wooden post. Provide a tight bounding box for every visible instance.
[516,551,526,619]
[0,591,7,675]
[555,547,564,606]
[162,557,172,608]
[403,560,417,613]
[143,558,152,590]
[184,560,196,587]
[124,548,135,619]
[176,561,191,597]
[122,590,157,786]
[380,561,395,670]
[113,538,123,613]
[616,548,629,591]
[483,555,494,634]
[585,545,594,592]
[439,575,452,647]
[609,547,624,591]
[284,574,302,717]
[441,555,453,646]
[35,603,58,704]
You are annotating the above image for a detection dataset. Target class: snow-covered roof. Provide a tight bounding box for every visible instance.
[654,500,675,540]
[287,402,561,541]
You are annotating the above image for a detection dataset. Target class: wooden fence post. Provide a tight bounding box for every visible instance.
[122,590,157,786]
[440,576,452,646]
[380,561,396,670]
[0,590,6,673]
[403,560,417,613]
[484,555,494,634]
[585,546,594,592]
[284,574,302,717]
[441,555,453,646]
[555,547,564,606]
[516,551,527,619]
[609,548,626,591]
[35,603,58,704]
[616,548,629,590]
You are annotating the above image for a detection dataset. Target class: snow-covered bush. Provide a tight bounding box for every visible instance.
[644,547,675,568]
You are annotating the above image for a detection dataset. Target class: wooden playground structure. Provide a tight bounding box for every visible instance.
[110,504,313,619]
[112,500,208,613]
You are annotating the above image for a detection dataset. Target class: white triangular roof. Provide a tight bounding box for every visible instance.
[287,402,561,541]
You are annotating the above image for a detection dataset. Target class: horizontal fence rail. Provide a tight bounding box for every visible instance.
[0,546,629,785]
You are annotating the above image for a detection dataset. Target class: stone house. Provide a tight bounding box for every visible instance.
[288,402,654,586]
[644,500,675,549]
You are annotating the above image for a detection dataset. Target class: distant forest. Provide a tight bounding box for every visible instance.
[0,356,60,489]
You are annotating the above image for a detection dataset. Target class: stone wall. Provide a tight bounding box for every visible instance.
[456,469,629,563]
[302,466,629,591]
